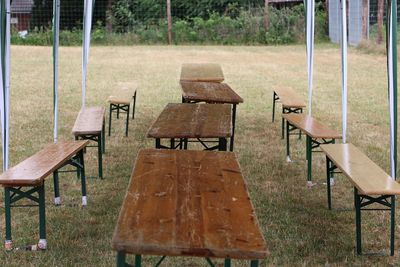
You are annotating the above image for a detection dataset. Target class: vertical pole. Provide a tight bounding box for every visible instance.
[98,134,103,179]
[230,104,237,151]
[125,104,130,137]
[4,187,12,250]
[53,170,61,205]
[340,0,348,144]
[326,157,332,210]
[102,119,106,153]
[80,150,87,206]
[167,0,172,44]
[306,0,315,115]
[390,195,395,256]
[108,104,112,136]
[281,107,285,139]
[132,90,137,120]
[53,0,60,143]
[272,91,276,122]
[306,136,312,184]
[286,121,290,162]
[354,187,362,255]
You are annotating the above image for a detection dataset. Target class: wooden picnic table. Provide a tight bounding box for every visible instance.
[112,149,268,266]
[180,81,243,151]
[282,113,341,186]
[147,103,232,151]
[322,143,400,255]
[180,63,224,83]
[0,140,89,251]
[72,107,105,178]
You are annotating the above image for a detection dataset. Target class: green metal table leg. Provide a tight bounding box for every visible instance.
[102,119,106,154]
[117,104,120,119]
[391,195,395,256]
[132,91,137,120]
[326,157,332,210]
[229,104,237,151]
[224,258,231,267]
[281,117,285,139]
[116,251,126,267]
[250,260,259,267]
[219,138,227,151]
[156,138,161,149]
[108,103,112,136]
[354,187,362,255]
[98,134,103,179]
[38,184,47,249]
[306,136,312,184]
[286,120,290,161]
[272,91,276,122]
[170,138,175,149]
[4,187,12,250]
[135,255,142,267]
[125,104,130,137]
[80,150,87,206]
[53,170,60,205]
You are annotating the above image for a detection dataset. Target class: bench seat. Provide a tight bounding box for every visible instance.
[274,87,306,109]
[180,63,224,83]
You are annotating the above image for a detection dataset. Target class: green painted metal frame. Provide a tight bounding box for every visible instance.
[286,120,336,183]
[326,157,396,255]
[155,137,227,151]
[75,118,105,179]
[115,252,259,267]
[108,90,137,137]
[3,149,86,250]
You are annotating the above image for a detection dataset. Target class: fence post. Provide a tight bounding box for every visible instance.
[264,0,269,31]
[167,0,172,44]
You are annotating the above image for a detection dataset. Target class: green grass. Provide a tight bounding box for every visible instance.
[0,44,398,266]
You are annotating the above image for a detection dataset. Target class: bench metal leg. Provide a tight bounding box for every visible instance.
[224,258,231,267]
[4,187,12,251]
[250,260,259,267]
[219,138,227,151]
[132,91,137,120]
[156,138,161,149]
[98,133,103,179]
[102,119,106,153]
[38,184,47,250]
[306,135,312,185]
[53,170,61,205]
[391,195,395,256]
[272,91,277,123]
[326,157,332,210]
[135,255,142,267]
[79,150,87,206]
[230,104,237,151]
[117,104,120,119]
[281,111,285,139]
[117,251,126,267]
[286,120,290,161]
[354,188,362,255]
[126,104,130,137]
[108,103,112,136]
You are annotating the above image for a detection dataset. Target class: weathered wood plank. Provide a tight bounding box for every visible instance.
[112,149,268,259]
[274,87,306,108]
[180,63,224,83]
[181,81,243,104]
[72,107,105,135]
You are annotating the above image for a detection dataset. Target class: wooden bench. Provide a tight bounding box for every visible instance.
[108,89,137,137]
[282,113,341,186]
[180,81,243,151]
[180,63,224,83]
[321,143,400,255]
[0,140,88,251]
[72,107,105,179]
[147,103,232,151]
[272,88,306,139]
[112,149,268,266]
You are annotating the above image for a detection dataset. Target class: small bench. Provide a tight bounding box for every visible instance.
[272,88,306,139]
[180,63,224,83]
[108,89,137,137]
[282,113,341,186]
[72,107,105,179]
[180,81,243,151]
[321,143,400,255]
[112,149,268,266]
[0,140,88,251]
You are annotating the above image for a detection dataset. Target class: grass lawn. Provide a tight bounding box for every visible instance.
[0,44,398,266]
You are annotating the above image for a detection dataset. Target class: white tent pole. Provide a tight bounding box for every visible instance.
[82,0,94,108]
[340,0,348,144]
[53,0,60,143]
[306,0,315,115]
[3,0,10,171]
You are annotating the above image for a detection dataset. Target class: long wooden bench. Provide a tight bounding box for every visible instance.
[112,149,268,266]
[321,143,400,255]
[180,63,224,83]
[282,113,341,186]
[272,87,306,139]
[72,107,105,179]
[0,140,88,251]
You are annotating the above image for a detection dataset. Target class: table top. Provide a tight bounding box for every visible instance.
[112,149,268,259]
[181,81,243,104]
[274,87,306,108]
[0,140,89,186]
[180,63,224,83]
[72,107,105,135]
[321,143,400,195]
[282,114,341,139]
[147,103,232,139]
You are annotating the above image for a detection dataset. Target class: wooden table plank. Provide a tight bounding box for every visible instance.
[181,81,243,104]
[147,103,232,139]
[0,140,89,186]
[321,143,400,195]
[274,87,306,108]
[72,107,105,135]
[282,114,341,139]
[180,63,224,83]
[112,149,268,259]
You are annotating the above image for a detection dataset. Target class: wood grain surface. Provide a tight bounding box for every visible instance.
[321,143,400,195]
[72,107,105,135]
[180,63,224,83]
[112,149,268,260]
[274,87,306,108]
[181,81,243,104]
[0,140,88,186]
[147,103,232,139]
[282,114,341,139]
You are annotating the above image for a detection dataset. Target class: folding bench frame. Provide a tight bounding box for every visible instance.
[155,137,228,151]
[108,90,137,137]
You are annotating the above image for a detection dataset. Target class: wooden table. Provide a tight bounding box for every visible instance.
[272,87,306,139]
[112,149,268,266]
[180,63,224,83]
[0,140,88,251]
[282,114,341,186]
[72,107,105,178]
[180,81,243,151]
[147,103,232,151]
[322,143,400,255]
